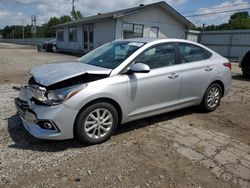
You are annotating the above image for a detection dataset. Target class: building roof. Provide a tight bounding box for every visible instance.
[54,1,194,28]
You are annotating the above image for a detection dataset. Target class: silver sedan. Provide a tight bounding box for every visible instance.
[15,38,232,144]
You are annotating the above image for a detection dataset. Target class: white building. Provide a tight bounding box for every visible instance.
[54,1,194,53]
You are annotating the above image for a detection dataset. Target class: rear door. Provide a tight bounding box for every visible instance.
[177,42,217,104]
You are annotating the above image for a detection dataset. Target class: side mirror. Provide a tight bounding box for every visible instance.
[128,63,150,74]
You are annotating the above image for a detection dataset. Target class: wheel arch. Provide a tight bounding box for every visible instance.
[209,80,225,97]
[200,80,225,112]
[73,97,123,138]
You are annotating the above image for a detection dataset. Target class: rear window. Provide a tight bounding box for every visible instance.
[178,43,212,63]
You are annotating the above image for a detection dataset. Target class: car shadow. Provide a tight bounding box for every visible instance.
[7,107,199,152]
[7,113,83,152]
[116,106,198,135]
[232,73,250,81]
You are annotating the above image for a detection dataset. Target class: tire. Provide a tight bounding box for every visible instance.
[200,83,222,112]
[37,45,42,52]
[52,45,57,53]
[75,102,118,145]
[241,51,250,78]
[242,68,250,78]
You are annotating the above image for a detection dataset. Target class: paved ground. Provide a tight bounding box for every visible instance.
[0,43,76,84]
[160,121,250,185]
[0,43,250,187]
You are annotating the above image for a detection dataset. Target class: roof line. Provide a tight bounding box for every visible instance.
[53,1,194,28]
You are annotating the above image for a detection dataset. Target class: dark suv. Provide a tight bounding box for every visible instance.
[239,51,250,78]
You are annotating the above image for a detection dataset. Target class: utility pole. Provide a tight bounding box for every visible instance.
[22,20,24,39]
[199,23,205,43]
[72,0,75,12]
[31,16,37,39]
[14,26,16,39]
[71,0,79,12]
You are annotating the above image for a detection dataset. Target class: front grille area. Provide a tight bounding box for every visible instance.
[15,98,29,118]
[28,77,37,86]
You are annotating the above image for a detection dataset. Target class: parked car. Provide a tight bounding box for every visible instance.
[37,39,57,52]
[15,38,232,144]
[239,51,250,78]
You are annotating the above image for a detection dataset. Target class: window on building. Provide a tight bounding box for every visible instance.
[84,25,94,50]
[123,23,144,39]
[149,26,159,38]
[57,28,64,41]
[178,43,212,63]
[135,43,176,69]
[69,26,77,42]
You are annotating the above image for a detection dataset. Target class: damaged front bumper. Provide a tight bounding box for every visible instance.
[14,85,78,140]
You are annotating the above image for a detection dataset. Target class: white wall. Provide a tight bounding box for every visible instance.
[116,6,187,39]
[56,6,188,52]
[57,24,83,51]
[57,19,115,51]
[93,19,116,48]
[115,18,123,39]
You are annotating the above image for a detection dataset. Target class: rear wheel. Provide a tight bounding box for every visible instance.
[200,83,222,112]
[75,102,118,144]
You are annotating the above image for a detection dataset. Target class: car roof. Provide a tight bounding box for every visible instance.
[116,38,199,44]
[114,38,218,57]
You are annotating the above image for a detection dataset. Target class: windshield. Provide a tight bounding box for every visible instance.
[78,41,145,69]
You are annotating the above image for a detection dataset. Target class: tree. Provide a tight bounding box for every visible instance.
[60,15,72,23]
[71,9,83,20]
[230,12,249,20]
[228,11,250,30]
[42,15,72,37]
[203,11,250,31]
[0,15,72,38]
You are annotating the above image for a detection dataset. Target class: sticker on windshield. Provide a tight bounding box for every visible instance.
[128,42,144,47]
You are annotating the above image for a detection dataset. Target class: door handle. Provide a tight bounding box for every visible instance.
[204,67,213,71]
[168,73,179,79]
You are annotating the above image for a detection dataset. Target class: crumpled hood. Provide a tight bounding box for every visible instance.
[30,62,112,86]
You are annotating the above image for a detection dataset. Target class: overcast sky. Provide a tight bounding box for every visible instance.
[0,0,249,28]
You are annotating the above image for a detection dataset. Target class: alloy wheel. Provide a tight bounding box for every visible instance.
[83,108,113,139]
[207,87,220,108]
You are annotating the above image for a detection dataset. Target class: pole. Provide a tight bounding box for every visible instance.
[199,23,205,43]
[34,16,36,39]
[22,20,24,39]
[72,0,75,12]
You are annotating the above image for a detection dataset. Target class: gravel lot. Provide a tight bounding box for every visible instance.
[0,43,250,188]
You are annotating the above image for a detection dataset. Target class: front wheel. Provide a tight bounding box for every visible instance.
[75,102,118,145]
[200,83,222,112]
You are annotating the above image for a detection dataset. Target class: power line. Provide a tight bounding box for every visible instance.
[185,8,250,17]
[181,2,250,14]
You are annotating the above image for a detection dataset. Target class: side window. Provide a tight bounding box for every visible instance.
[179,43,211,63]
[114,44,138,60]
[135,43,176,69]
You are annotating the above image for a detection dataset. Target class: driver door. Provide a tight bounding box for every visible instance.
[126,43,181,121]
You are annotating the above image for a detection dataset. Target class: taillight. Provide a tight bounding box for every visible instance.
[223,62,231,70]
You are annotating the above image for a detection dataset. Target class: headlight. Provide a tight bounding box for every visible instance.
[30,84,87,105]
